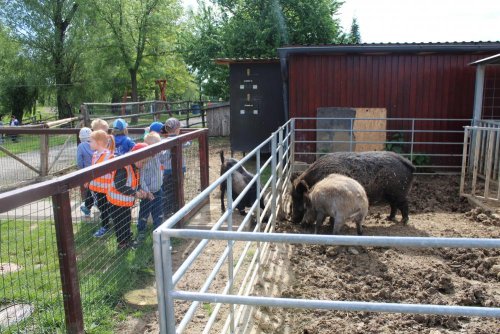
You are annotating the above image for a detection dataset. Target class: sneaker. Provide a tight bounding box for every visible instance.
[93,227,109,238]
[118,240,137,251]
[80,204,91,217]
[136,231,146,243]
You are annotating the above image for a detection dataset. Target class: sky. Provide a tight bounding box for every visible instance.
[182,0,500,43]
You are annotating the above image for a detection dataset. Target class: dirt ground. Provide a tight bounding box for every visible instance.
[253,175,500,334]
[119,138,500,333]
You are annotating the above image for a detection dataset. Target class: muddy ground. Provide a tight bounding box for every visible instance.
[118,138,500,333]
[253,175,500,334]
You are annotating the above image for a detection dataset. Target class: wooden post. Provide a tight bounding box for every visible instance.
[80,104,90,127]
[40,134,49,176]
[171,143,185,227]
[53,191,84,333]
[201,106,206,128]
[484,129,495,200]
[198,130,209,192]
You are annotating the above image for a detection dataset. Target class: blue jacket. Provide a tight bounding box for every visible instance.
[77,142,94,169]
[114,135,135,156]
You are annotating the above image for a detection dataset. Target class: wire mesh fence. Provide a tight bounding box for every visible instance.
[0,128,209,332]
[0,199,66,333]
[0,129,80,191]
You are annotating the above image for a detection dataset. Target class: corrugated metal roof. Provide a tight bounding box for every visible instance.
[469,53,500,66]
[278,42,500,57]
[215,58,279,65]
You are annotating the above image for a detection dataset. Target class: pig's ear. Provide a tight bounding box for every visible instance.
[290,172,301,183]
[296,179,309,194]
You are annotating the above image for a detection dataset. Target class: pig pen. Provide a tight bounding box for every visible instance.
[251,174,500,333]
[153,120,500,333]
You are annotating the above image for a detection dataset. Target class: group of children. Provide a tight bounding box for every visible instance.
[76,117,183,250]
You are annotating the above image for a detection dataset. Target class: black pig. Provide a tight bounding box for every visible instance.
[291,151,415,224]
[220,151,265,215]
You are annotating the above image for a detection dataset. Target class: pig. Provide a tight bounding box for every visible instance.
[300,173,368,235]
[291,151,415,224]
[220,151,265,215]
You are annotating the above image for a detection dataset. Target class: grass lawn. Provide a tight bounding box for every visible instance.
[0,135,75,158]
[0,218,164,333]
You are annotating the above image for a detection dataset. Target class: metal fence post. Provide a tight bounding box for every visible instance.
[226,174,235,333]
[349,118,353,152]
[290,119,296,167]
[410,119,415,163]
[52,191,84,333]
[172,143,185,227]
[460,128,470,196]
[256,148,262,281]
[271,133,278,227]
[40,134,49,176]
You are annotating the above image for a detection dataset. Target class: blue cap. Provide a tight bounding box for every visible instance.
[113,118,128,131]
[149,121,163,133]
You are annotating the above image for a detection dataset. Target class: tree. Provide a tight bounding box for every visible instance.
[0,24,37,122]
[349,17,361,44]
[89,0,183,103]
[0,0,81,118]
[184,0,348,99]
[182,3,229,99]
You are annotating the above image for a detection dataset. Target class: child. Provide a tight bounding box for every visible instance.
[106,143,147,250]
[77,127,94,218]
[136,132,167,242]
[89,130,114,238]
[143,121,163,140]
[91,118,115,153]
[112,118,135,156]
[161,118,190,217]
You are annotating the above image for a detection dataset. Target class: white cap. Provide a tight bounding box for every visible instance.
[79,127,92,142]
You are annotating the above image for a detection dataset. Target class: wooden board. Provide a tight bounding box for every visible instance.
[315,107,387,154]
[206,105,230,137]
[353,108,387,152]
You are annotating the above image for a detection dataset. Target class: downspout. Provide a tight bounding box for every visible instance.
[278,49,289,121]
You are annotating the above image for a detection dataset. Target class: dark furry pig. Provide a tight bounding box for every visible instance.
[220,151,265,215]
[301,174,368,235]
[291,151,415,224]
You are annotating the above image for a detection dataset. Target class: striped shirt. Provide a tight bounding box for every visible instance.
[140,152,168,193]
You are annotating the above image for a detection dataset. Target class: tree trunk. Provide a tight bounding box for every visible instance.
[54,9,72,118]
[130,68,139,124]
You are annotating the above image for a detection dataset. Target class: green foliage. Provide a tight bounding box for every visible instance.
[385,132,430,166]
[348,17,361,44]
[183,0,350,99]
[88,0,191,102]
[385,132,405,154]
[0,0,82,118]
[0,78,37,122]
[0,25,37,121]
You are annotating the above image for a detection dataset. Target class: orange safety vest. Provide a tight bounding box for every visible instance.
[106,165,138,207]
[89,150,114,193]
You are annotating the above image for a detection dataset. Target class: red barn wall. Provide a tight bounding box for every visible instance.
[288,52,500,165]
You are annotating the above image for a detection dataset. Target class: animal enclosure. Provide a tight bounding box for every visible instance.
[153,118,500,333]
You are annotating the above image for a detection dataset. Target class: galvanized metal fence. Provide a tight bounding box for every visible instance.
[460,123,500,204]
[0,129,209,333]
[153,118,500,334]
[292,117,471,173]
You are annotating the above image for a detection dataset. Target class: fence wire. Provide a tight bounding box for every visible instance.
[0,132,79,191]
[0,128,208,332]
[0,200,66,333]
